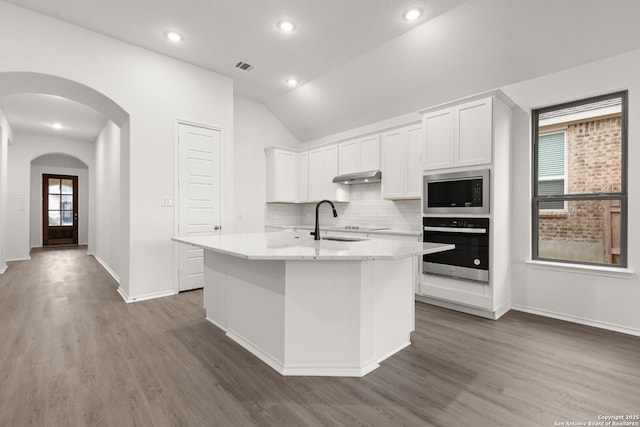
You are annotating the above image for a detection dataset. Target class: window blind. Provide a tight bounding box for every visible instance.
[538,132,565,178]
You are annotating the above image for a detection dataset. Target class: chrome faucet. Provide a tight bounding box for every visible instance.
[311,199,338,241]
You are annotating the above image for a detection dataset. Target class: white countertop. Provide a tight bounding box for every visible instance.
[265,224,421,237]
[173,231,453,261]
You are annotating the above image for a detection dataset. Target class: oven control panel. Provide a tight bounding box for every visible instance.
[423,217,489,230]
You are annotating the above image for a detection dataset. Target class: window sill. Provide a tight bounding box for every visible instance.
[525,260,634,279]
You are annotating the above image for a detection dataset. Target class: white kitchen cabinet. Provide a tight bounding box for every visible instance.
[406,125,423,197]
[338,140,359,175]
[423,109,454,170]
[422,97,493,171]
[265,147,298,203]
[359,135,380,171]
[417,91,515,320]
[338,135,380,175]
[308,146,349,202]
[381,124,422,200]
[456,98,493,167]
[298,151,309,202]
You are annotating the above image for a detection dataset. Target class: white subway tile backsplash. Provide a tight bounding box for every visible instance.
[265,183,421,232]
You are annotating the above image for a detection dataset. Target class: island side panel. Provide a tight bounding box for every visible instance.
[371,257,414,362]
[283,260,378,377]
[204,251,286,370]
[203,251,229,330]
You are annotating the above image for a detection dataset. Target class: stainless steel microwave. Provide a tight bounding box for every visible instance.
[423,169,490,214]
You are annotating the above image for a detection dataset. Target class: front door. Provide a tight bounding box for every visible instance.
[43,174,78,246]
[177,123,222,291]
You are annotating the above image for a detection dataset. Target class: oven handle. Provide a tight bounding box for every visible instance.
[423,226,487,234]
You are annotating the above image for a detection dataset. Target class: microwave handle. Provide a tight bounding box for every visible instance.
[424,226,487,234]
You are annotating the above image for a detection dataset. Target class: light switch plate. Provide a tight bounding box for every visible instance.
[161,197,173,207]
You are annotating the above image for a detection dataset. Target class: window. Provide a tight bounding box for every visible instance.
[532,91,627,267]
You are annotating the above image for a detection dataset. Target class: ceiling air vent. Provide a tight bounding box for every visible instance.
[234,61,255,72]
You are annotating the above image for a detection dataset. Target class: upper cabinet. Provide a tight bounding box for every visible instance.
[265,148,298,203]
[308,145,349,203]
[422,97,493,171]
[266,146,348,203]
[298,151,309,202]
[338,135,380,175]
[381,124,423,200]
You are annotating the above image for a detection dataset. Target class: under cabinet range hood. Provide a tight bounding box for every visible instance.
[332,170,382,185]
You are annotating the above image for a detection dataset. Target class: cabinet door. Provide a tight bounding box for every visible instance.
[456,97,493,167]
[405,124,423,198]
[298,151,309,202]
[338,140,359,175]
[359,135,380,171]
[381,128,407,199]
[274,150,297,202]
[423,108,455,170]
[323,146,339,200]
[308,149,324,202]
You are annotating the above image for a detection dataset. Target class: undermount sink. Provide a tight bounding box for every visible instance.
[322,236,369,242]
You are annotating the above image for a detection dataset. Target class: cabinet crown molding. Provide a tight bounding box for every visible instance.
[418,89,516,116]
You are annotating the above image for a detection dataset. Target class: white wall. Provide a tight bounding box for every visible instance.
[30,156,90,247]
[7,135,94,260]
[0,109,13,272]
[0,2,234,300]
[94,121,120,280]
[234,96,298,233]
[502,48,640,335]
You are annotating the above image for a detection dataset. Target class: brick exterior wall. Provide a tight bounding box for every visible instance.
[539,115,621,262]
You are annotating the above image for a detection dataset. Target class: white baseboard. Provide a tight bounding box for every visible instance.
[6,256,31,262]
[416,294,510,320]
[0,264,7,274]
[511,304,640,337]
[118,289,178,304]
[376,341,411,364]
[92,254,120,284]
[206,317,382,377]
[117,287,130,303]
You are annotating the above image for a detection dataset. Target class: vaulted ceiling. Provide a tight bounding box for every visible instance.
[2,0,640,142]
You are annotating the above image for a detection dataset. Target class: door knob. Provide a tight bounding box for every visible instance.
[214,225,221,230]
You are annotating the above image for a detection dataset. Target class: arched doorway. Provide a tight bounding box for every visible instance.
[0,72,130,290]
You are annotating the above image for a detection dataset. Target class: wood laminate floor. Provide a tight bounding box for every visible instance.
[1,246,639,426]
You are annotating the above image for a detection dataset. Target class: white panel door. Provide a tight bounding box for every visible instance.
[298,152,309,202]
[323,146,339,199]
[359,135,380,171]
[381,128,407,199]
[423,108,455,170]
[456,97,493,167]
[406,124,423,198]
[338,140,359,175]
[274,150,297,202]
[308,149,324,202]
[178,123,221,292]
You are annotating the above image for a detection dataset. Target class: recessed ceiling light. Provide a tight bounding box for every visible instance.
[403,8,423,21]
[278,20,296,32]
[286,78,299,87]
[51,122,63,130]
[165,31,183,42]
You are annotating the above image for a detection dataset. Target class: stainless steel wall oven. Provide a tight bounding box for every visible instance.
[423,217,489,283]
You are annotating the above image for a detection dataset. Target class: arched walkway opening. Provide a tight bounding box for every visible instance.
[0,72,130,290]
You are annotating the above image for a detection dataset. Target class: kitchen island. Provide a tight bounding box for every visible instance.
[173,231,453,377]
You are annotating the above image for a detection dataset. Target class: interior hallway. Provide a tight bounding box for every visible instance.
[0,246,638,426]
